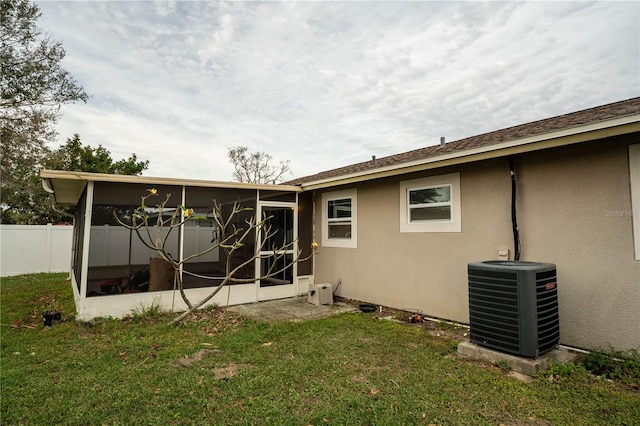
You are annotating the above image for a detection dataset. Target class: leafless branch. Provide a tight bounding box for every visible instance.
[114,190,316,324]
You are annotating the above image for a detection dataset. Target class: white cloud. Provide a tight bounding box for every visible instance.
[36,0,639,181]
[197,12,235,66]
[154,0,176,18]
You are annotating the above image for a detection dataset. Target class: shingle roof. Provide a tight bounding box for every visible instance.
[288,97,640,186]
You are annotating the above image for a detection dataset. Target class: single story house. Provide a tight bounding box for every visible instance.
[41,97,640,352]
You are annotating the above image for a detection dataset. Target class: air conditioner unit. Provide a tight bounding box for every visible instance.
[468,261,559,358]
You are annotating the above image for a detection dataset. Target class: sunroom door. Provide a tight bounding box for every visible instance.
[257,202,297,301]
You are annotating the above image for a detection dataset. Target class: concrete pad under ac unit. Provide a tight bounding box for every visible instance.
[457,340,578,376]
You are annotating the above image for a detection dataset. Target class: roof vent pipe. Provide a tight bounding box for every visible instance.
[440,137,445,147]
[371,155,377,165]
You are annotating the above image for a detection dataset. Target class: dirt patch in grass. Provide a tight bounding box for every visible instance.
[182,306,248,334]
[173,348,245,380]
[173,348,221,367]
[172,347,246,379]
[212,363,245,380]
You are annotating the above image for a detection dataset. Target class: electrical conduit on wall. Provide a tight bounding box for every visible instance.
[509,157,521,261]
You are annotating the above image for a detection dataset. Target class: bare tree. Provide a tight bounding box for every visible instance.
[228,146,291,184]
[116,189,315,325]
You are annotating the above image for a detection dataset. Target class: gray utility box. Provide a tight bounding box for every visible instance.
[308,283,333,306]
[468,261,559,358]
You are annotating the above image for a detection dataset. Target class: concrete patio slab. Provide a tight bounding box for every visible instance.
[227,296,359,322]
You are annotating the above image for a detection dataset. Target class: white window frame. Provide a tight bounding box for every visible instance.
[321,189,357,248]
[400,172,461,233]
[630,144,640,260]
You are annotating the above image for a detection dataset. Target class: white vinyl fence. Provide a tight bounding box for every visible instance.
[1,224,219,277]
[88,225,218,266]
[1,224,73,277]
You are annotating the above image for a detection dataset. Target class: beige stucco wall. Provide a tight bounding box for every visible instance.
[516,138,639,351]
[312,136,639,351]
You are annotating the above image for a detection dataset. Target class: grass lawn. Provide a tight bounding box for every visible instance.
[2,273,639,425]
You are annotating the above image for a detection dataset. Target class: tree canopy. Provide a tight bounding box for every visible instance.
[1,0,91,223]
[228,146,291,184]
[2,134,150,224]
[49,134,149,175]
[1,0,88,130]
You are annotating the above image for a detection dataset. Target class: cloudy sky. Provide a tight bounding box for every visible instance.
[37,0,639,182]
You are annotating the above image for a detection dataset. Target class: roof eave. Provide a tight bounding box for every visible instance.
[300,115,640,191]
[39,170,303,206]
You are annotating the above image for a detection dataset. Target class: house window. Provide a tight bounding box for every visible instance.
[322,189,357,248]
[400,173,461,233]
[408,185,452,222]
[327,198,352,238]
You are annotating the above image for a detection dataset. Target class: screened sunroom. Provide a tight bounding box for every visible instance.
[39,170,313,320]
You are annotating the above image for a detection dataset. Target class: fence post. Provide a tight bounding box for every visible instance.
[45,223,53,273]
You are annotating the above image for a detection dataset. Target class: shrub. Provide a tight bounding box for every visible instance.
[582,349,640,383]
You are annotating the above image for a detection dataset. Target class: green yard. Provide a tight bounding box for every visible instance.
[1,273,638,425]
